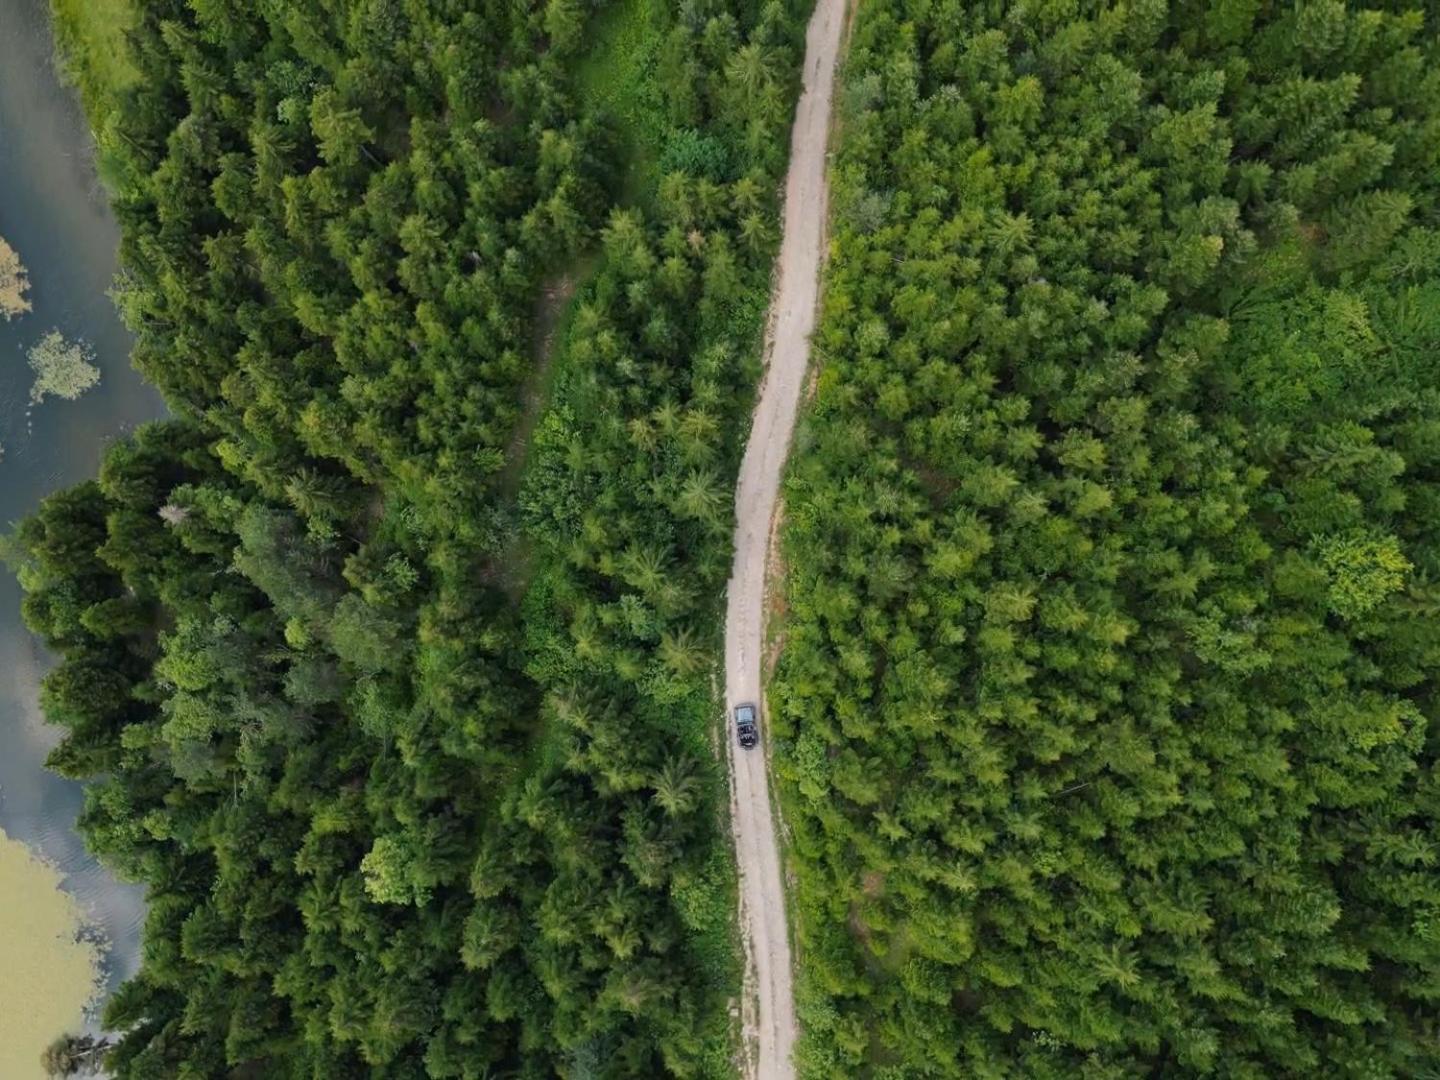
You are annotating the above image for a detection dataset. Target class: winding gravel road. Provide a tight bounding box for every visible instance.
[725,1,847,1076]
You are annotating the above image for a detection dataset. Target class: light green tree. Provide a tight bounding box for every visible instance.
[1316,530,1411,619]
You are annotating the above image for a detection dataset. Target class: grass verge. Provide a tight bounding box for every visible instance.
[48,0,137,125]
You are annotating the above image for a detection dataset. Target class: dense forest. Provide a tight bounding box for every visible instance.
[18,0,1440,1076]
[10,0,811,1075]
[774,1,1440,1076]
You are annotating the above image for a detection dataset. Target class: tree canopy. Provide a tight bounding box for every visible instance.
[774,2,1440,1076]
[14,0,812,1075]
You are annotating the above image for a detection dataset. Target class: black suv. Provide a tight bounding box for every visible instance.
[734,703,759,749]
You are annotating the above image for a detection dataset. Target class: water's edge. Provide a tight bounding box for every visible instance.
[0,0,164,1037]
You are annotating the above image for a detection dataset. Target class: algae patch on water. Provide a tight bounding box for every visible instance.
[0,234,30,319]
[0,827,102,1078]
[27,330,101,405]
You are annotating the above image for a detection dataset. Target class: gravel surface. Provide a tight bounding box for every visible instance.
[724,2,847,1075]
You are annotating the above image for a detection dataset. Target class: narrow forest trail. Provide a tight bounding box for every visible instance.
[724,0,847,1076]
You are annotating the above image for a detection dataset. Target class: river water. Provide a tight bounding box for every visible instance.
[0,0,162,1063]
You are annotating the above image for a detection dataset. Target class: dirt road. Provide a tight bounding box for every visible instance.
[725,1,847,1076]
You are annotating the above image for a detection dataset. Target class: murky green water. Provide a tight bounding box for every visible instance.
[0,0,163,1062]
[0,826,104,1074]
